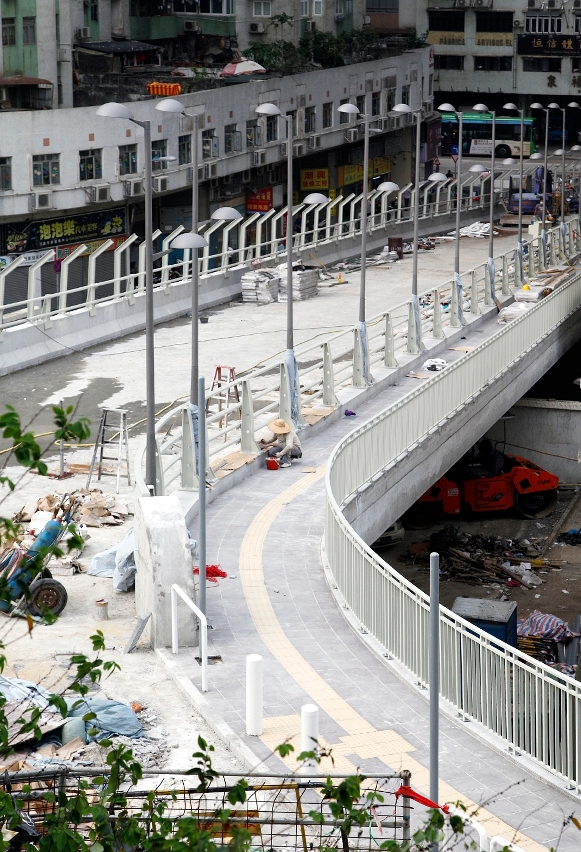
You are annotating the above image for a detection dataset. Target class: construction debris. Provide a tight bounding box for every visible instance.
[277,263,319,301]
[447,222,499,239]
[14,489,131,529]
[240,269,280,304]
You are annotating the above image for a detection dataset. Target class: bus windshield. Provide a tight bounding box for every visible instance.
[440,112,538,158]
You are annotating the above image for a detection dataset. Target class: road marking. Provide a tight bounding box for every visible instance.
[239,464,547,852]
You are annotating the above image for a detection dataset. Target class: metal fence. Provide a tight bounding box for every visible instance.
[324,260,581,790]
[135,214,579,497]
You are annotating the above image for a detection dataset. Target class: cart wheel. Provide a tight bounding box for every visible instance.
[28,579,68,616]
[515,489,558,519]
[401,501,444,530]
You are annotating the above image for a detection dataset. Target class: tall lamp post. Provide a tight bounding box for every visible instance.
[437,103,465,325]
[549,103,579,255]
[473,104,497,302]
[96,101,160,494]
[530,103,553,269]
[391,103,447,352]
[503,103,526,284]
[254,103,304,427]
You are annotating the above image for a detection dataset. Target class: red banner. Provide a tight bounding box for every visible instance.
[246,187,273,214]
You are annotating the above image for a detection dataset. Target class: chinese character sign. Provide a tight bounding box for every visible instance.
[246,187,273,214]
[300,169,329,190]
[518,33,581,55]
[6,209,127,253]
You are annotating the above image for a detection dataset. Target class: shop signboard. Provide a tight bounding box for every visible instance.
[6,208,126,254]
[517,33,581,55]
[300,168,329,190]
[246,187,273,213]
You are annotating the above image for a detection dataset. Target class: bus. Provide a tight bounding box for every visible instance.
[440,112,538,158]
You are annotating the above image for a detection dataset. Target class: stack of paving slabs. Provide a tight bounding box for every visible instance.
[240,270,280,304]
[277,263,319,301]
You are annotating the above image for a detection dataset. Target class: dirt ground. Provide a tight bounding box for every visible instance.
[375,487,581,626]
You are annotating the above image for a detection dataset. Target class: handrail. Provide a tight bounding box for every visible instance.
[171,583,208,693]
[324,263,581,790]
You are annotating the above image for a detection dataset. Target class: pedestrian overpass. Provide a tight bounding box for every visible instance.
[139,216,581,794]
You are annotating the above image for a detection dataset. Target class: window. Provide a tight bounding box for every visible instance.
[305,106,316,134]
[152,139,168,170]
[225,123,242,153]
[55,13,60,41]
[576,16,581,33]
[0,158,11,191]
[336,0,343,11]
[475,11,512,32]
[386,87,396,111]
[202,129,218,158]
[246,119,262,148]
[367,0,398,11]
[79,149,102,181]
[200,0,234,13]
[323,102,333,128]
[2,18,15,46]
[428,10,464,31]
[525,15,561,32]
[90,0,99,20]
[286,110,298,137]
[401,84,410,105]
[179,134,192,165]
[473,55,512,71]
[266,114,278,142]
[371,92,380,115]
[314,0,322,13]
[522,56,561,71]
[32,154,60,186]
[254,0,270,13]
[356,94,365,114]
[434,54,464,70]
[339,98,350,124]
[22,16,36,44]
[301,0,308,15]
[119,143,137,175]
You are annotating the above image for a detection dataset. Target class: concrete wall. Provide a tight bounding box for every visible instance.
[134,494,197,648]
[486,399,581,485]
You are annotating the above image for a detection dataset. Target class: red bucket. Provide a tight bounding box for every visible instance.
[266,458,279,470]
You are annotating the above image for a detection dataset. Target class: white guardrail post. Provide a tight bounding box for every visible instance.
[171,583,208,692]
[87,239,114,315]
[27,250,54,320]
[59,244,88,312]
[0,256,24,333]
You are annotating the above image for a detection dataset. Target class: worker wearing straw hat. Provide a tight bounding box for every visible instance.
[258,418,303,468]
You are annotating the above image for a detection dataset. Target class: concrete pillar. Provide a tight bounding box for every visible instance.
[134,495,196,648]
[246,654,263,736]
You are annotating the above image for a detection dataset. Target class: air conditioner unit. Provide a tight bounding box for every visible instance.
[30,190,53,211]
[183,20,200,31]
[252,149,266,166]
[474,0,486,7]
[334,13,344,21]
[304,20,315,31]
[574,0,581,8]
[249,22,265,33]
[57,47,68,62]
[527,0,537,7]
[75,26,91,40]
[204,163,217,179]
[210,178,219,187]
[455,0,467,7]
[547,0,556,6]
[86,184,111,202]
[293,142,304,156]
[152,176,168,193]
[514,17,523,24]
[242,169,252,181]
[124,179,143,197]
[307,135,321,149]
[223,174,232,184]
[280,142,288,157]
[186,166,194,184]
[256,166,265,175]
[198,165,206,181]
[345,129,358,142]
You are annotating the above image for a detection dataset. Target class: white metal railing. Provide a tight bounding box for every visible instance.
[171,583,208,693]
[135,215,581,497]
[324,262,581,790]
[0,171,538,334]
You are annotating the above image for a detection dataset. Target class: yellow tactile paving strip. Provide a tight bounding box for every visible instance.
[239,464,547,852]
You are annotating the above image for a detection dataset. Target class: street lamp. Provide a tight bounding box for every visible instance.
[503,103,526,284]
[438,103,465,325]
[473,103,497,302]
[255,103,304,427]
[337,101,374,385]
[96,101,159,494]
[549,102,579,254]
[531,102,554,268]
[392,102,447,352]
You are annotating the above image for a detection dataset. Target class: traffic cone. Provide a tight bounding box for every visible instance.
[338,272,343,283]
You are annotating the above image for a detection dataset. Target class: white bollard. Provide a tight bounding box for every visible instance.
[246,654,263,736]
[301,703,319,759]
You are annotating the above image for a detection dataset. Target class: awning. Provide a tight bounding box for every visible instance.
[79,39,159,54]
[0,75,52,88]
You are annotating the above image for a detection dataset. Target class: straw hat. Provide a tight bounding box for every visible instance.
[268,418,291,434]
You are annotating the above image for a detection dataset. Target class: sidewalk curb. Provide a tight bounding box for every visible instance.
[155,648,264,770]
[319,539,581,806]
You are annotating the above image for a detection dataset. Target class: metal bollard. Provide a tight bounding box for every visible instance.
[301,703,319,763]
[246,654,263,736]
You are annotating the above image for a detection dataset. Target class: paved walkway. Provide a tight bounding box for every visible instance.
[178,321,581,852]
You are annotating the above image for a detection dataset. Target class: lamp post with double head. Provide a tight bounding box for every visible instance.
[472,104,497,302]
[549,103,579,255]
[254,103,305,427]
[503,103,526,283]
[530,103,553,268]
[96,102,161,493]
[438,103,466,324]
[391,103,447,351]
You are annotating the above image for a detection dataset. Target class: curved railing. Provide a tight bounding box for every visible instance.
[135,218,580,497]
[325,259,581,790]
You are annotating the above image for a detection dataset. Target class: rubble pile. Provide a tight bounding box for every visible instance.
[14,489,131,529]
[240,270,280,304]
[400,525,562,588]
[276,263,319,301]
